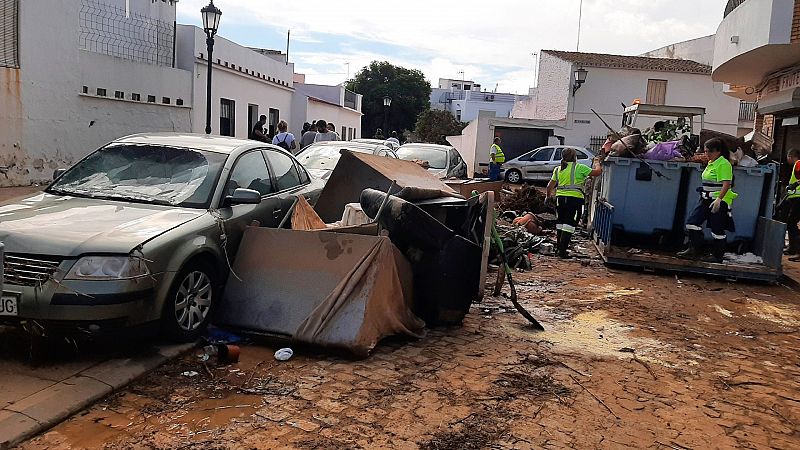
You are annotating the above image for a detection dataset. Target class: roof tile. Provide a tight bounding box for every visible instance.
[543,50,711,75]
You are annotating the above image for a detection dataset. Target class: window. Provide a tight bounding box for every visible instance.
[220,98,235,137]
[266,150,302,191]
[248,104,259,139]
[162,97,170,104]
[268,108,279,137]
[147,95,156,103]
[0,0,19,68]
[96,88,107,97]
[553,147,564,161]
[295,161,310,184]
[226,151,273,197]
[82,86,88,94]
[176,98,184,106]
[449,149,460,167]
[131,93,141,101]
[341,126,346,140]
[530,148,554,162]
[646,79,667,105]
[456,110,462,121]
[114,91,124,99]
[463,84,471,91]
[576,150,589,160]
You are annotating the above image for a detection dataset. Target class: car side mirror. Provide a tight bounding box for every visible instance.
[226,188,261,206]
[53,168,66,180]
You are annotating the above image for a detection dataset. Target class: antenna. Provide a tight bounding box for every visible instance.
[577,0,583,51]
[286,30,290,65]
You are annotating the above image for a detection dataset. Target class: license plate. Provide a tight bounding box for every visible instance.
[0,294,19,316]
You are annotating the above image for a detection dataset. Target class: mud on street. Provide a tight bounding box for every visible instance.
[16,251,800,450]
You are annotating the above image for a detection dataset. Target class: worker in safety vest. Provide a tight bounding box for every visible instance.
[784,148,800,261]
[678,138,738,263]
[546,148,602,258]
[488,137,505,181]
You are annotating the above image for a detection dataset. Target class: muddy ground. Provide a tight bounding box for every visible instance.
[19,253,800,449]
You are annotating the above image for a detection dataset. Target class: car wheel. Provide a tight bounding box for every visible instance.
[161,260,218,342]
[506,169,523,184]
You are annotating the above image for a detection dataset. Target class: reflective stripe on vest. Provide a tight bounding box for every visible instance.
[557,163,584,194]
[790,161,800,197]
[492,144,506,163]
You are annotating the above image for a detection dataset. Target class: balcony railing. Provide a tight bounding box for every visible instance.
[724,0,748,17]
[344,89,357,110]
[739,101,757,121]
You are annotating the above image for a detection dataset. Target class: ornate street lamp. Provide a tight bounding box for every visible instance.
[383,96,392,136]
[201,1,222,134]
[572,67,588,96]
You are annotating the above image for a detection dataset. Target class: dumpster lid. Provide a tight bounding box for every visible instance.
[624,104,706,117]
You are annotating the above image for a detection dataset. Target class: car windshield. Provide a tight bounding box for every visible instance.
[396,146,447,169]
[297,144,373,170]
[48,144,227,208]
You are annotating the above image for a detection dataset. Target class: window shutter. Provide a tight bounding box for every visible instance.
[646,79,668,105]
[0,0,20,68]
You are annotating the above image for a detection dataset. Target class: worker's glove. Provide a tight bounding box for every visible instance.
[710,198,723,214]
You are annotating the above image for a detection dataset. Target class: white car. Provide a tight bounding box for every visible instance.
[500,145,595,183]
[352,138,400,151]
[396,143,468,180]
[295,141,398,180]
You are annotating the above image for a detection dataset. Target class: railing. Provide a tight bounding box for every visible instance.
[439,90,465,103]
[589,135,606,152]
[739,101,757,122]
[79,0,174,67]
[344,89,358,110]
[724,0,748,18]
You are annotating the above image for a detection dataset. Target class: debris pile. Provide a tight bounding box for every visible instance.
[498,184,551,214]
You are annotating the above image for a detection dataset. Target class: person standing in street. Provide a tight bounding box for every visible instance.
[374,128,385,140]
[314,120,339,142]
[678,138,738,263]
[299,120,318,150]
[783,148,800,261]
[251,115,268,142]
[387,131,400,146]
[488,137,505,181]
[327,122,341,140]
[272,120,297,153]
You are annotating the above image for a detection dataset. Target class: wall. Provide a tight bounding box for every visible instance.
[640,35,716,66]
[533,52,573,121]
[0,0,192,186]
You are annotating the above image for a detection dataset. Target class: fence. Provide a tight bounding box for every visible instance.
[589,136,606,153]
[344,89,358,110]
[739,101,757,122]
[79,0,174,67]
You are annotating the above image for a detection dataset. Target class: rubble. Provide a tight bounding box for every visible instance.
[497,184,551,214]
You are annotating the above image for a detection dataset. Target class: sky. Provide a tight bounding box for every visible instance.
[177,0,729,95]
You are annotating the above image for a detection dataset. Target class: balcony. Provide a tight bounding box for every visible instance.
[712,0,800,87]
[739,101,757,121]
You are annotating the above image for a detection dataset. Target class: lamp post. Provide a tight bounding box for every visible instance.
[383,96,392,136]
[201,1,222,134]
[572,67,588,96]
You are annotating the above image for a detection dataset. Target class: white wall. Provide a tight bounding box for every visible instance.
[0,0,191,186]
[640,35,716,66]
[306,100,361,140]
[534,52,573,121]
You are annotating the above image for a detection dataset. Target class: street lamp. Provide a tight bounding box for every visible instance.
[572,67,588,96]
[201,1,222,134]
[383,96,392,136]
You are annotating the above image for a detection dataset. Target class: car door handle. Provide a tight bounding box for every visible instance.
[273,209,282,218]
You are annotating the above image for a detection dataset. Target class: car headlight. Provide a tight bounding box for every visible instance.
[65,256,150,280]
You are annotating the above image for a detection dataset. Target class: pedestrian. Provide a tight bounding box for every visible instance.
[314,120,339,142]
[387,131,400,146]
[678,138,738,262]
[326,122,341,140]
[299,120,318,149]
[251,115,268,142]
[783,148,800,260]
[272,120,297,153]
[488,137,505,181]
[374,128,385,140]
[301,122,311,136]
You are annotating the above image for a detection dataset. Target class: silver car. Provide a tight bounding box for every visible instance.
[296,141,397,180]
[351,138,400,151]
[396,143,468,180]
[0,133,323,341]
[500,145,595,183]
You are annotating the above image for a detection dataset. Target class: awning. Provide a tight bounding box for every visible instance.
[757,88,800,115]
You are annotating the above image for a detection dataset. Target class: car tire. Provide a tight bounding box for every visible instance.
[160,259,219,342]
[505,169,523,184]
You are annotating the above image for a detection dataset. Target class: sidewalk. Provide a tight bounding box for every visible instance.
[0,340,193,449]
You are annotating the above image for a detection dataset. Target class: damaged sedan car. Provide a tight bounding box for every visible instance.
[0,133,323,341]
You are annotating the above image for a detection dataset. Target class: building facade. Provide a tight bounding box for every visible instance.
[513,50,742,149]
[291,83,363,142]
[430,78,529,123]
[0,0,192,186]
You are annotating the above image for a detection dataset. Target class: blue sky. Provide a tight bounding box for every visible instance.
[178,0,729,94]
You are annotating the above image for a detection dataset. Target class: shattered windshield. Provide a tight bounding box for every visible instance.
[396,146,447,170]
[297,144,374,171]
[49,144,227,208]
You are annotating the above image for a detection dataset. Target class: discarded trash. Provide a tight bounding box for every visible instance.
[204,327,243,345]
[181,371,199,377]
[199,344,241,365]
[275,348,294,361]
[723,252,763,265]
[540,243,555,255]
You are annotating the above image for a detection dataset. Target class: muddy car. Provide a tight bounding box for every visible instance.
[0,133,323,341]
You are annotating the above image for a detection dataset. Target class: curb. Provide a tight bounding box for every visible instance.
[0,343,194,449]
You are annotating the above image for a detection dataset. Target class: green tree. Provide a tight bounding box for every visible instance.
[413,109,468,145]
[345,61,431,138]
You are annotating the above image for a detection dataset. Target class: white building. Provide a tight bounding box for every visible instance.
[0,0,192,186]
[431,77,529,123]
[512,50,742,149]
[291,82,363,141]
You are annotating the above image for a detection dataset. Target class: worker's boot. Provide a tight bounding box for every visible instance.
[677,230,704,258]
[702,239,726,263]
[786,232,800,255]
[555,230,563,256]
[558,232,572,259]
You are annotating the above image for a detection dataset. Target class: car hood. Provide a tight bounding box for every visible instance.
[427,168,448,179]
[0,192,206,256]
[306,168,332,180]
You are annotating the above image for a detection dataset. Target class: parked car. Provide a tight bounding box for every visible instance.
[0,133,323,341]
[500,145,595,183]
[352,138,400,151]
[396,143,467,179]
[296,141,397,180]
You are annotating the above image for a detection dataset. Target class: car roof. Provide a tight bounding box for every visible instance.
[303,141,385,151]
[398,143,451,151]
[114,133,261,155]
[352,138,388,144]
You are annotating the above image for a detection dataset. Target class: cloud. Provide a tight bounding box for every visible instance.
[178,0,728,93]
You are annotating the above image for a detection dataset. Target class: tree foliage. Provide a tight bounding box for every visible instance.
[345,61,431,138]
[413,109,468,145]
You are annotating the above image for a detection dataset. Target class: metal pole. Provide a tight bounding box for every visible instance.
[205,35,214,135]
[576,0,583,51]
[383,105,389,136]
